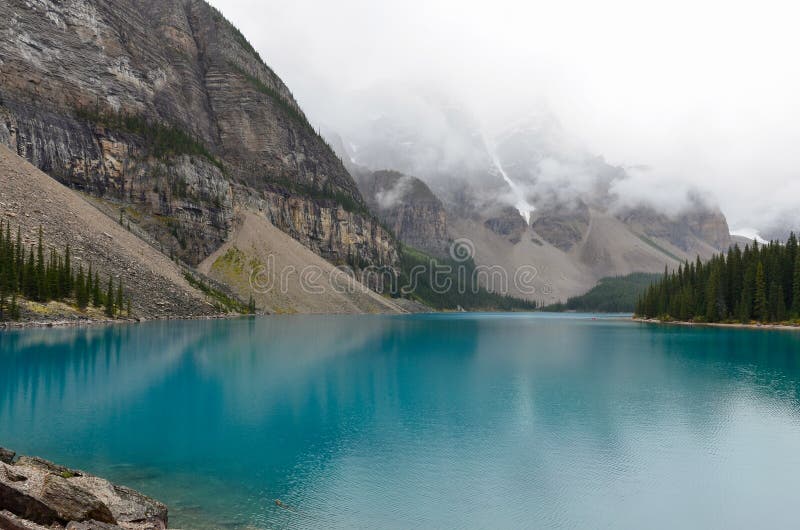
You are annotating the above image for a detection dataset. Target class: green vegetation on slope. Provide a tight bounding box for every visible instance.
[0,221,131,321]
[635,234,682,262]
[268,177,371,218]
[546,273,660,313]
[636,234,800,324]
[396,246,538,311]
[183,271,254,315]
[75,108,224,170]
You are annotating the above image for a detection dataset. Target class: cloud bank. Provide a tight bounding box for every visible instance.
[208,0,800,235]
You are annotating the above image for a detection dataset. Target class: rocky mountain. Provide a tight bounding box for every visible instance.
[0,0,396,270]
[353,170,450,257]
[0,144,218,319]
[197,211,406,314]
[339,105,733,303]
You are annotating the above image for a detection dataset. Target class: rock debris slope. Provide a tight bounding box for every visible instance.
[0,144,216,318]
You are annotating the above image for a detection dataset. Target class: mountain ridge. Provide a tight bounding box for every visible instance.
[0,0,396,271]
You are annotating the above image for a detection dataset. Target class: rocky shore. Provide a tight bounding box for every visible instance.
[0,447,168,530]
[633,317,800,331]
[0,312,247,331]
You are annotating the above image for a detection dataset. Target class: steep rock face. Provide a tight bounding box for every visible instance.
[354,170,449,256]
[0,144,219,319]
[0,0,395,267]
[617,205,731,253]
[240,186,398,265]
[0,101,234,262]
[530,201,591,251]
[484,206,527,244]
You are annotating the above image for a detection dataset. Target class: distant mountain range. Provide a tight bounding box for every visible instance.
[330,97,733,302]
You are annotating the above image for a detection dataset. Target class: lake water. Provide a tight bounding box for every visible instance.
[2,314,800,529]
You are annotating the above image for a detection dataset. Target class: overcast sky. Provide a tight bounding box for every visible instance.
[208,0,800,235]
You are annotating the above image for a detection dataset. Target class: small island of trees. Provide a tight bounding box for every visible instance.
[636,234,800,324]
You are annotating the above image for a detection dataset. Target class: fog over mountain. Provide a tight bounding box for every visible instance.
[208,0,800,237]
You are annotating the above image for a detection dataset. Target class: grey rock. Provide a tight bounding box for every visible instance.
[0,455,167,529]
[66,521,123,530]
[0,463,62,526]
[0,448,14,465]
[355,170,450,257]
[531,202,591,252]
[39,475,116,524]
[0,509,50,530]
[14,457,82,478]
[484,206,528,245]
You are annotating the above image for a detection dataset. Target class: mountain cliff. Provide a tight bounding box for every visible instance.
[0,144,219,319]
[0,0,397,269]
[353,170,450,257]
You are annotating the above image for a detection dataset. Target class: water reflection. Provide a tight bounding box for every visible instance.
[1,316,800,528]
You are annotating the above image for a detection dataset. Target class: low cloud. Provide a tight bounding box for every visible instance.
[375,175,415,210]
[210,0,800,233]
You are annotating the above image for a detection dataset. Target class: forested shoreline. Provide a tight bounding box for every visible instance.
[0,221,131,321]
[636,234,800,324]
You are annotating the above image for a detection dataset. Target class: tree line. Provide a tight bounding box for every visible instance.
[547,273,660,313]
[636,234,800,324]
[75,106,224,171]
[0,221,132,321]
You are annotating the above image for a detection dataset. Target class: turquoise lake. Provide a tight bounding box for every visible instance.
[2,313,800,528]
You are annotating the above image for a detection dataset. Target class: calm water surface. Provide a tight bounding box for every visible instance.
[2,314,800,529]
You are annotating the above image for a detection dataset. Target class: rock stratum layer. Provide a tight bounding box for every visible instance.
[0,0,397,269]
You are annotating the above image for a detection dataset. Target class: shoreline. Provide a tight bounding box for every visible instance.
[0,312,249,331]
[633,317,800,332]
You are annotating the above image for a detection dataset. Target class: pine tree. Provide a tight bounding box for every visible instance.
[776,285,787,322]
[76,265,89,310]
[105,277,115,318]
[115,282,124,313]
[754,262,768,322]
[739,263,755,323]
[15,227,22,290]
[793,252,800,318]
[24,247,36,299]
[8,293,20,320]
[64,244,72,294]
[705,263,726,322]
[35,226,46,301]
[92,269,102,307]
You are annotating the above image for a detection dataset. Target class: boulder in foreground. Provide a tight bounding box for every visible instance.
[0,448,167,530]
